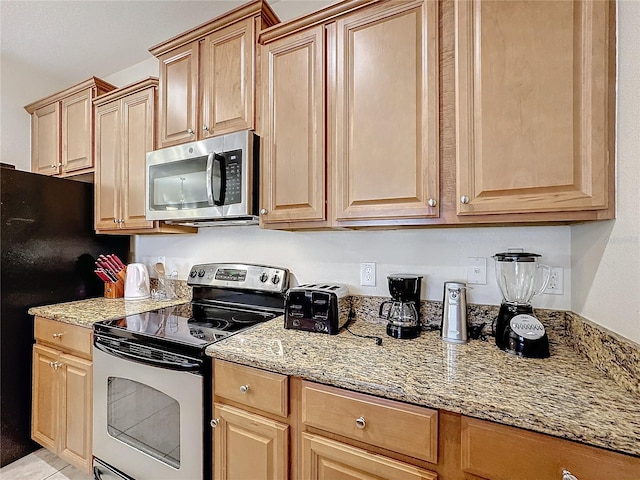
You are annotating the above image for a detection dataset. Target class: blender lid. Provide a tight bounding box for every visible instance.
[493,252,541,262]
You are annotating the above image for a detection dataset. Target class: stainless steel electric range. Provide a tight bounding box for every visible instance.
[92,263,289,480]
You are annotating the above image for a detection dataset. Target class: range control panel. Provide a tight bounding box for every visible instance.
[187,263,289,293]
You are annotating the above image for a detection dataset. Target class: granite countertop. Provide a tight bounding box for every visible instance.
[28,297,190,327]
[206,317,640,458]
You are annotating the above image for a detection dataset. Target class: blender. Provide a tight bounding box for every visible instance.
[379,274,422,339]
[493,251,552,358]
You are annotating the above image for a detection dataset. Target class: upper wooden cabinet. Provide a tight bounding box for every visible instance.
[25,77,116,178]
[454,0,613,218]
[260,0,439,228]
[150,0,279,148]
[94,78,195,235]
[259,0,615,229]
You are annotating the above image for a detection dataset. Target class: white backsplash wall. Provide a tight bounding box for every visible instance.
[134,225,571,310]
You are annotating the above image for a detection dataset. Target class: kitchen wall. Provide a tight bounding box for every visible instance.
[2,2,637,343]
[570,0,640,344]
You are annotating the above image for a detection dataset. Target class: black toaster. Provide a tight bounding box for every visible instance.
[284,284,350,334]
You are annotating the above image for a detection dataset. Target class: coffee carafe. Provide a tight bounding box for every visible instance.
[379,274,422,339]
[493,251,551,358]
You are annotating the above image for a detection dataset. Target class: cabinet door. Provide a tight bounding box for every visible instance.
[201,17,255,137]
[94,101,122,230]
[332,1,439,223]
[455,0,611,215]
[61,88,93,174]
[158,42,199,147]
[261,26,326,225]
[32,344,60,452]
[213,403,288,480]
[31,103,60,176]
[301,433,437,480]
[121,87,155,230]
[58,354,92,472]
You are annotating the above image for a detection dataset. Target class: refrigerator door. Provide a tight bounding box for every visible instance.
[0,167,129,466]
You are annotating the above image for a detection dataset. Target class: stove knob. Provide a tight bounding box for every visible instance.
[198,269,206,278]
[271,274,280,285]
[189,270,197,278]
[259,273,269,283]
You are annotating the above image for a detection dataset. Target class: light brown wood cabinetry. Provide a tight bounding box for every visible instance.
[151,1,279,149]
[259,0,615,228]
[461,416,640,480]
[260,0,439,228]
[32,317,93,473]
[212,360,640,480]
[212,360,291,480]
[94,78,195,234]
[453,0,613,218]
[302,433,438,480]
[25,77,115,178]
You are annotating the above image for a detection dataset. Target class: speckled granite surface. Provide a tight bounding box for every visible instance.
[28,297,191,327]
[566,311,640,397]
[206,315,640,458]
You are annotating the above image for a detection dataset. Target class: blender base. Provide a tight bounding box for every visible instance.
[495,303,550,358]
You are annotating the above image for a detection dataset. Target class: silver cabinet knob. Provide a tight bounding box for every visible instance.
[460,195,470,204]
[52,333,64,339]
[50,164,57,169]
[562,470,578,480]
[428,198,436,207]
[355,416,366,429]
[239,384,250,394]
[259,208,268,215]
[49,361,62,370]
[187,128,194,135]
[210,418,220,428]
[202,125,209,131]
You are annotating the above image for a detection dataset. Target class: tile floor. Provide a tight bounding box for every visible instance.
[0,449,91,480]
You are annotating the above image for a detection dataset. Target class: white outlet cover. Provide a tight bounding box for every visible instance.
[466,257,487,285]
[360,262,376,287]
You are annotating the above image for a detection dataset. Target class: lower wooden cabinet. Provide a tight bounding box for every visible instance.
[461,416,640,480]
[32,339,92,473]
[213,360,640,480]
[213,403,288,480]
[302,433,438,480]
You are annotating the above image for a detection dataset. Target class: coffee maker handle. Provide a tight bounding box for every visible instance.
[379,301,392,319]
[533,264,552,297]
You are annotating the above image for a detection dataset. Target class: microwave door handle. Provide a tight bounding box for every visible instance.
[206,152,215,206]
[213,153,226,206]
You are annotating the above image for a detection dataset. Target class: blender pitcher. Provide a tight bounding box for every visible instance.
[493,251,551,305]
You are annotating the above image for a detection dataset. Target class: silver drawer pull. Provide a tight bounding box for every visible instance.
[239,384,250,394]
[210,418,220,428]
[355,416,366,429]
[52,332,64,339]
[562,470,578,480]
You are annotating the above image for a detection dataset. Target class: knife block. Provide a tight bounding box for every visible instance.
[104,280,124,298]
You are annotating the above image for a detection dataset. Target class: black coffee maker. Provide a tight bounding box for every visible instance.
[379,274,422,339]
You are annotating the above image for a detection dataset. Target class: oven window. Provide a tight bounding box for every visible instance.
[106,377,180,468]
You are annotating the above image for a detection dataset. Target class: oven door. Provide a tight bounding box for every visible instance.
[93,347,203,480]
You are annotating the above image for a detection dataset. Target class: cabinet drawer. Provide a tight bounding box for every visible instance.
[214,360,288,417]
[35,317,92,359]
[301,381,438,464]
[461,416,640,480]
[302,433,438,480]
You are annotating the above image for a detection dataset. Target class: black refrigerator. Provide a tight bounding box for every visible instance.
[1,166,129,467]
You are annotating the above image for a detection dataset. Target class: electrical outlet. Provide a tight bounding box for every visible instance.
[466,257,487,285]
[545,267,564,295]
[360,262,376,286]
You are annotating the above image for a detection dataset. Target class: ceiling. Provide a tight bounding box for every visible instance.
[1,0,335,85]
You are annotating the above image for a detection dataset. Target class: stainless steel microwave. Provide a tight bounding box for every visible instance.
[145,130,259,226]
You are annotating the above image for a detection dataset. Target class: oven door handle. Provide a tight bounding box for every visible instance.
[94,341,201,372]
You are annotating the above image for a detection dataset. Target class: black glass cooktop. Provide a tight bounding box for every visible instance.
[94,304,278,349]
